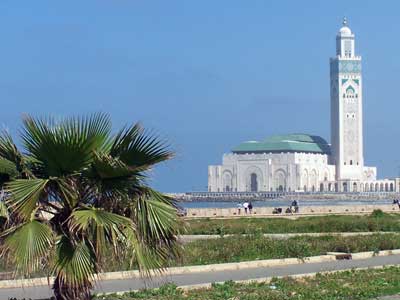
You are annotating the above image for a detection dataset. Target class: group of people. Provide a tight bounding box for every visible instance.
[272,200,300,214]
[237,201,253,214]
[236,200,300,215]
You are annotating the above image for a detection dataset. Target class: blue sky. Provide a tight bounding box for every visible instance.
[0,1,399,192]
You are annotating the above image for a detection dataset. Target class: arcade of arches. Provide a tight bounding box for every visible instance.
[209,158,399,193]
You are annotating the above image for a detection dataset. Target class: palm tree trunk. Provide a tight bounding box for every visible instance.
[53,275,92,300]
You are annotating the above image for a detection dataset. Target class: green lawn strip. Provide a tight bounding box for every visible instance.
[186,211,400,235]
[175,234,400,266]
[101,234,400,271]
[2,234,400,277]
[95,266,400,300]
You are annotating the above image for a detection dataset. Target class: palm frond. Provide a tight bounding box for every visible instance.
[84,153,144,207]
[69,208,134,258]
[21,113,111,177]
[135,190,181,240]
[0,198,8,219]
[0,131,30,178]
[123,225,170,274]
[0,190,9,231]
[128,188,182,272]
[6,179,48,220]
[110,123,174,170]
[52,177,80,209]
[0,158,18,180]
[1,220,54,275]
[90,152,137,180]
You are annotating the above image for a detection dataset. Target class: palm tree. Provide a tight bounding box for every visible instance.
[0,113,182,300]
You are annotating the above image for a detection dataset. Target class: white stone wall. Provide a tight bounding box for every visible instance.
[208,152,394,193]
[209,152,337,192]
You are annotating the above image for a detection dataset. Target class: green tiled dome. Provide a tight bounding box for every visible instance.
[232,134,331,154]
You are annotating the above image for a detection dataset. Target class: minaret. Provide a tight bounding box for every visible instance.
[330,18,364,181]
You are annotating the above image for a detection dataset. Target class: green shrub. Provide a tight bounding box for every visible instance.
[371,209,386,218]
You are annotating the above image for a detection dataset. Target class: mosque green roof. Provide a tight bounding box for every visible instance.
[232,134,331,154]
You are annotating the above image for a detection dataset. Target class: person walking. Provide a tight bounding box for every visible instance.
[248,202,253,214]
[237,203,242,215]
[243,202,249,214]
[291,200,299,213]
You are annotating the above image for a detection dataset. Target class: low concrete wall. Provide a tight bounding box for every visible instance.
[185,204,400,218]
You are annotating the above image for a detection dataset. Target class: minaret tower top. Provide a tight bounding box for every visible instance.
[336,17,355,58]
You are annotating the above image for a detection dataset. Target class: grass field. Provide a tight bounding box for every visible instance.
[2,233,400,275]
[186,210,400,235]
[97,233,400,271]
[174,233,400,266]
[96,266,400,300]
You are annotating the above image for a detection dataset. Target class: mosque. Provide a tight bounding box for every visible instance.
[208,19,399,193]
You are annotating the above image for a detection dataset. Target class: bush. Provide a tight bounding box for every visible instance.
[371,209,386,218]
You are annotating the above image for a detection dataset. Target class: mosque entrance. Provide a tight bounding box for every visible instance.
[250,173,258,192]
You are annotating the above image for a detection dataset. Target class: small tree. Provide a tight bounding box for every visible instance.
[0,113,182,300]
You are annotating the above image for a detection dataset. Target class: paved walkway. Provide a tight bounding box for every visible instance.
[2,254,400,299]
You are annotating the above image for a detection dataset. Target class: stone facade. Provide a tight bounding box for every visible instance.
[208,19,398,193]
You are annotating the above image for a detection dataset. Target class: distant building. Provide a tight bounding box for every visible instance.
[208,18,399,193]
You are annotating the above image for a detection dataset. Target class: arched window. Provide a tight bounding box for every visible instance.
[223,172,232,192]
[250,173,258,192]
[350,160,353,165]
[343,182,348,192]
[390,183,394,192]
[353,182,357,192]
[320,183,324,192]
